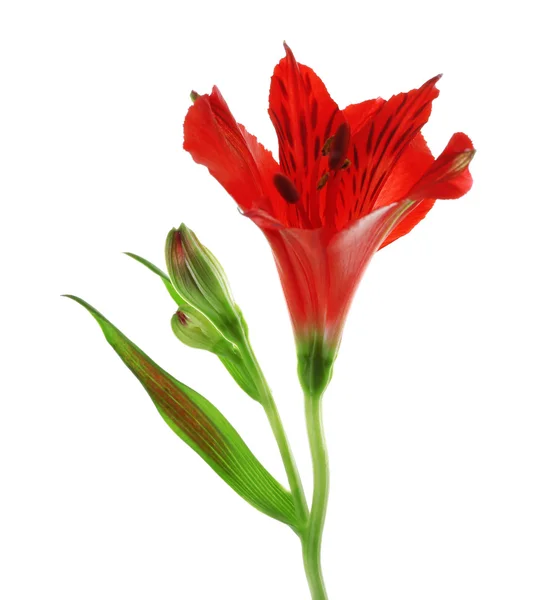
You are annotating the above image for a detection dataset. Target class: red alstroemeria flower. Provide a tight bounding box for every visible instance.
[183,44,474,386]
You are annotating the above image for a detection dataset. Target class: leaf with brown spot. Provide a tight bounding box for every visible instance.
[65,295,299,529]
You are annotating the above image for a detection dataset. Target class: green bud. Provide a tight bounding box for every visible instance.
[165,224,243,343]
[171,304,234,355]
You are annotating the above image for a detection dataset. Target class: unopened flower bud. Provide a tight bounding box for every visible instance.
[171,305,234,355]
[165,224,243,342]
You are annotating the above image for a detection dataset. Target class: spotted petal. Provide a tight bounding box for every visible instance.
[183,87,280,215]
[269,43,347,228]
[341,75,442,222]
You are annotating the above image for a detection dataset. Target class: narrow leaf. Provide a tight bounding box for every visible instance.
[65,295,299,528]
[124,252,186,306]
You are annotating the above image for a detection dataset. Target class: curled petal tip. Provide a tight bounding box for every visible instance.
[282,41,296,62]
[407,131,476,201]
[450,132,475,151]
[425,73,443,88]
[442,132,475,158]
[451,149,475,173]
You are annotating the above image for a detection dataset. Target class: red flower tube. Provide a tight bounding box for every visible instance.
[183,44,474,394]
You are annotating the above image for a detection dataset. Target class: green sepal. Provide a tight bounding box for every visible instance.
[297,333,336,398]
[65,295,299,528]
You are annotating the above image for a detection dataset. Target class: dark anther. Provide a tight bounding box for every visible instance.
[273,173,300,204]
[341,158,351,170]
[321,136,334,156]
[328,122,351,170]
[317,172,329,190]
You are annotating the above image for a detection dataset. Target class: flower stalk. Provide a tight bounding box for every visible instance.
[241,330,332,598]
[236,330,309,529]
[302,390,330,599]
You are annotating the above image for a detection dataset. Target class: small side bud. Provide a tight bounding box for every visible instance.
[165,224,242,342]
[171,305,234,354]
[190,90,200,103]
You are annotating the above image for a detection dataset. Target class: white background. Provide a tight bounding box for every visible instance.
[1,1,546,598]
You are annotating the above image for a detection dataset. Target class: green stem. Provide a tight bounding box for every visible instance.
[239,335,309,528]
[302,391,329,600]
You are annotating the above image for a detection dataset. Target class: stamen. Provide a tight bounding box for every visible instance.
[317,172,329,190]
[322,136,334,156]
[340,158,351,170]
[273,173,300,204]
[328,122,351,170]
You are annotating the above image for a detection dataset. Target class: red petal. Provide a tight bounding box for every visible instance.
[375,132,436,246]
[250,201,412,347]
[342,75,441,220]
[183,87,280,214]
[379,198,436,248]
[374,132,435,208]
[407,132,475,200]
[268,43,346,227]
[380,133,475,248]
[343,98,384,134]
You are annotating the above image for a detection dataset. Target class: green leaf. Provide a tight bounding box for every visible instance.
[65,295,299,528]
[124,252,186,306]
